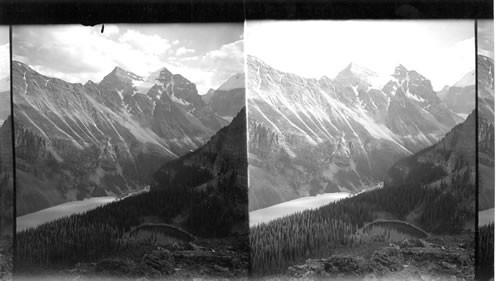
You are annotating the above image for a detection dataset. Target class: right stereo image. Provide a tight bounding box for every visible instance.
[246,20,488,280]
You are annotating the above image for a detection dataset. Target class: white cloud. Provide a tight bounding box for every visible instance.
[167,40,244,94]
[13,25,244,96]
[173,40,180,45]
[102,25,120,37]
[118,29,171,55]
[14,26,170,83]
[0,43,9,78]
[175,47,195,56]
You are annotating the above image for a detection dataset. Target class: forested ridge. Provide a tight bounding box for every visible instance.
[0,117,12,237]
[17,169,244,269]
[251,169,475,276]
[17,108,248,270]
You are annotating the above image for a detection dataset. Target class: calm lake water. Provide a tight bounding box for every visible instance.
[479,208,495,226]
[250,192,351,226]
[17,196,116,232]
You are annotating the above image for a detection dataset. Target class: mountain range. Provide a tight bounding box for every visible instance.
[202,73,245,121]
[478,54,495,211]
[438,71,475,117]
[13,61,243,216]
[247,55,466,211]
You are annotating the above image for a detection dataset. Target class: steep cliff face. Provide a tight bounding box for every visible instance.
[247,55,462,211]
[13,61,227,215]
[153,108,248,235]
[478,55,495,211]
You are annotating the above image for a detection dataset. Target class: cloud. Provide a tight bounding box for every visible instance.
[13,25,244,95]
[167,40,244,94]
[118,30,171,55]
[102,25,120,37]
[175,47,195,56]
[13,26,171,83]
[0,43,9,78]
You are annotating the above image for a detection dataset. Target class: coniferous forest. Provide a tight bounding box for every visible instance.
[251,171,475,276]
[16,167,246,270]
[477,223,494,281]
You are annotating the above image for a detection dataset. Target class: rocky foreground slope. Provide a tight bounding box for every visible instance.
[277,235,474,281]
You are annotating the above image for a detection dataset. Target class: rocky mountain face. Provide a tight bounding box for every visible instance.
[13,61,228,216]
[478,55,495,211]
[204,73,245,122]
[247,55,462,211]
[0,116,13,236]
[439,71,475,117]
[153,108,248,235]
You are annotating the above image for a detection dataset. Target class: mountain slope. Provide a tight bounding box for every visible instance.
[439,71,475,116]
[206,73,245,121]
[0,116,13,236]
[13,61,223,215]
[478,55,495,211]
[152,108,248,235]
[385,112,475,232]
[247,55,461,211]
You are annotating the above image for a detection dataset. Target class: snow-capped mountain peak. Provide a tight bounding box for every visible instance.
[334,62,387,89]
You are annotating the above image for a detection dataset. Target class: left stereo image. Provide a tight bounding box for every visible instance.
[0,26,13,281]
[11,24,248,280]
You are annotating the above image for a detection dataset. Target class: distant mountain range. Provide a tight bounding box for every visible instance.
[202,73,245,122]
[438,70,475,117]
[247,55,467,211]
[13,61,243,215]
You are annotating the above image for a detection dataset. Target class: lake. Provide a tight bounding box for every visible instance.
[16,196,116,232]
[479,208,495,226]
[249,192,351,226]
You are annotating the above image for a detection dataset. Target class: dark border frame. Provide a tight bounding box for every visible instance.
[0,0,493,25]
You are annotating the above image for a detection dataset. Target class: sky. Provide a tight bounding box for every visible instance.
[13,24,243,95]
[246,20,475,90]
[478,20,494,59]
[0,27,9,78]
